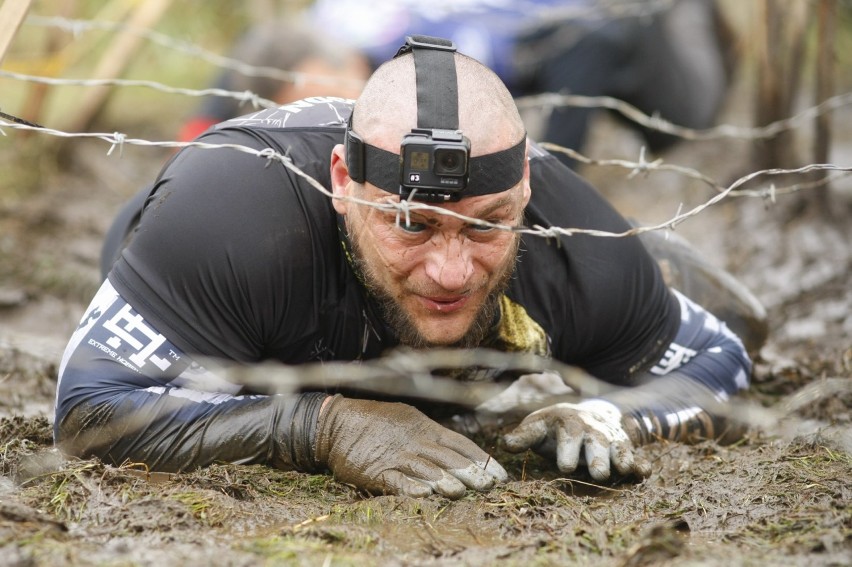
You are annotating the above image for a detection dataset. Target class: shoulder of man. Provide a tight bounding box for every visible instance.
[214,96,355,132]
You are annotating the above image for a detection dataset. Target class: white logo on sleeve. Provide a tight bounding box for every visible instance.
[102,304,172,371]
[650,342,698,375]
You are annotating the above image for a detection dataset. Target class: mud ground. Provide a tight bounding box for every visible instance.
[1,82,851,565]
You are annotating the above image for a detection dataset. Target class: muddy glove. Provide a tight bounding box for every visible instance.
[476,371,575,416]
[314,395,507,498]
[503,399,651,481]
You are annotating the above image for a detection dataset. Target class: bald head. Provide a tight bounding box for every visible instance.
[352,52,525,156]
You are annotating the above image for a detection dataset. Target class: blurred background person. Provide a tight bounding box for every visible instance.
[177,18,371,142]
[308,0,738,166]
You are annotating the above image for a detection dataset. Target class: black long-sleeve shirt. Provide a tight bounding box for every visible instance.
[54,98,751,471]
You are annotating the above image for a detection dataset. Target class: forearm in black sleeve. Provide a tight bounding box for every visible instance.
[54,279,328,473]
[57,386,326,473]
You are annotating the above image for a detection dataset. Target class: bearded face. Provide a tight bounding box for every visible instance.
[348,222,520,348]
[342,189,525,349]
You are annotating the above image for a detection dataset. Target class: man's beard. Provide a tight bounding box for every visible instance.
[348,232,519,349]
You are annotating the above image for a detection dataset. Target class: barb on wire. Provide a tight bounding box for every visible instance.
[2,117,851,241]
[626,146,662,179]
[106,132,126,157]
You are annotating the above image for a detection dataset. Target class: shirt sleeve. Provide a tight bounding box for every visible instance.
[109,126,341,365]
[54,279,327,473]
[519,145,681,383]
[600,288,753,444]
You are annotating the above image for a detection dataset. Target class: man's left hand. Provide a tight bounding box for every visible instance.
[503,400,651,481]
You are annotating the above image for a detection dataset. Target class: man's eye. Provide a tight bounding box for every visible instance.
[470,221,497,232]
[398,221,427,233]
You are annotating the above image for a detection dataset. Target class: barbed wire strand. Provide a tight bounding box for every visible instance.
[56,344,852,455]
[540,141,852,199]
[4,66,852,144]
[0,69,281,111]
[2,117,850,240]
[516,90,852,142]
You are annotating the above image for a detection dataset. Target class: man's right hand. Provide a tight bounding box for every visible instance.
[314,395,507,498]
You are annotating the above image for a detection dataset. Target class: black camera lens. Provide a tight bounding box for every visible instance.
[434,148,466,175]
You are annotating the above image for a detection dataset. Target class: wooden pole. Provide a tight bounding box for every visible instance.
[64,0,173,133]
[0,0,33,65]
[48,0,139,79]
[18,1,78,132]
[752,0,812,171]
[812,0,835,216]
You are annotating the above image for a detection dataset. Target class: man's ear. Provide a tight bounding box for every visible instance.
[521,139,532,208]
[330,144,351,215]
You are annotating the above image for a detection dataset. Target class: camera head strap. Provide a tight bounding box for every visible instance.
[345,35,526,202]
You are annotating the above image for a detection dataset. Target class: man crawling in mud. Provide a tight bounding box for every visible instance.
[54,36,760,499]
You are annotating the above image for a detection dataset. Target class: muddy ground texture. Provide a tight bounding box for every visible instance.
[1,99,851,566]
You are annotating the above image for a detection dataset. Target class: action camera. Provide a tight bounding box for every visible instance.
[399,128,471,202]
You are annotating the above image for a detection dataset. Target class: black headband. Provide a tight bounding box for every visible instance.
[345,35,526,199]
[346,129,526,196]
[398,35,459,130]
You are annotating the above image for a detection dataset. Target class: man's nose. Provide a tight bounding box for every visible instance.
[423,236,474,292]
